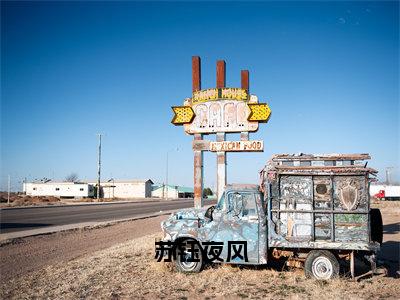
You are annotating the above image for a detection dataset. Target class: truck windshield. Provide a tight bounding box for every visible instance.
[215,192,225,210]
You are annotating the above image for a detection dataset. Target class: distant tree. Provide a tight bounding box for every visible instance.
[65,173,79,182]
[203,187,213,197]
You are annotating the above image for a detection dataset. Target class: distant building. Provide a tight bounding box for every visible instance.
[23,179,154,199]
[23,182,94,198]
[151,184,194,199]
[87,179,154,199]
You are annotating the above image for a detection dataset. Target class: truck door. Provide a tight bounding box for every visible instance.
[213,191,260,264]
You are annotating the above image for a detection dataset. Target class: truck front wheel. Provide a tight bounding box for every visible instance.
[175,239,203,273]
[305,250,339,280]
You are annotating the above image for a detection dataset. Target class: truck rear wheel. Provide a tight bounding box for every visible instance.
[305,250,339,280]
[175,239,203,273]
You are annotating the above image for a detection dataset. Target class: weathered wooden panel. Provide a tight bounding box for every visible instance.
[313,176,332,210]
[279,176,313,239]
[315,213,331,240]
[280,175,312,203]
[333,176,368,212]
[335,214,368,242]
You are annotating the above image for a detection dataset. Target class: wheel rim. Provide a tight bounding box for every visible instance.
[179,250,197,271]
[312,256,333,279]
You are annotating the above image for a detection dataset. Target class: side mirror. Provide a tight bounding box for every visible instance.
[204,206,215,220]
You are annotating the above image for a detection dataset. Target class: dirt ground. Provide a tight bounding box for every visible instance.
[0,202,399,299]
[0,215,167,283]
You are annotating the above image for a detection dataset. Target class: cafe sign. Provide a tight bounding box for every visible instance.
[172,90,271,134]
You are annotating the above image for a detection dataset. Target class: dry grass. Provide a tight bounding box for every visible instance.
[0,193,61,207]
[1,233,399,300]
[371,199,400,209]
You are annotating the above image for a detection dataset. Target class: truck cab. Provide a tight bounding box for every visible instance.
[160,154,383,280]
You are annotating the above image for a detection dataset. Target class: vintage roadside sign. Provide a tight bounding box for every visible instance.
[171,90,271,134]
[171,57,271,208]
[172,92,270,133]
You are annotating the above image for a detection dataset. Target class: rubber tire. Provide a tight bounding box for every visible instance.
[370,208,383,244]
[175,239,203,273]
[304,250,340,280]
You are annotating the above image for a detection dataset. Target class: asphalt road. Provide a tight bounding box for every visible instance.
[0,199,211,233]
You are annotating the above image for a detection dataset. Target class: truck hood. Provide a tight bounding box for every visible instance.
[172,207,208,220]
[161,207,209,241]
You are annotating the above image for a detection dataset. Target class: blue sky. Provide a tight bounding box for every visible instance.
[1,1,399,191]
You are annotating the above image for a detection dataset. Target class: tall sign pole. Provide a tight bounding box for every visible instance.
[216,60,227,200]
[192,56,204,208]
[171,57,271,207]
[240,70,250,141]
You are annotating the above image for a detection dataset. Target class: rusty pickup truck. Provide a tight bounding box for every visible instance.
[160,154,383,280]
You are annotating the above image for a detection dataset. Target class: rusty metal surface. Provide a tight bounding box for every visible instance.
[216,60,226,88]
[241,70,249,91]
[271,153,371,161]
[265,153,377,175]
[192,56,201,92]
[273,166,378,175]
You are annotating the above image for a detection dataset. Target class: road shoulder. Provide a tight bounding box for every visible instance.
[0,209,175,244]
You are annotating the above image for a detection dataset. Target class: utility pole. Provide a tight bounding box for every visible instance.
[166,152,169,200]
[385,167,394,185]
[7,175,10,204]
[97,134,102,200]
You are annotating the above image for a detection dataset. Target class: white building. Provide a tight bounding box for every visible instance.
[23,182,94,198]
[88,179,153,199]
[151,184,194,199]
